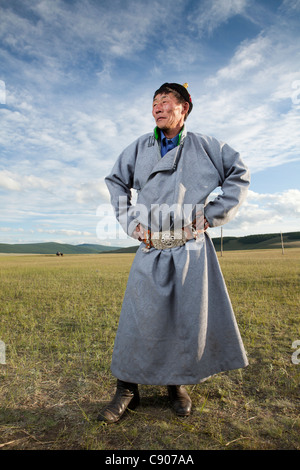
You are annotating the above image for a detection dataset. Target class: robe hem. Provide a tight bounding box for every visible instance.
[110,361,249,386]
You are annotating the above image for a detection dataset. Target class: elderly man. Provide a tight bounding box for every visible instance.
[98,82,250,423]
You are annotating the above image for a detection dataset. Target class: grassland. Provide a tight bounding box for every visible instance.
[0,249,299,450]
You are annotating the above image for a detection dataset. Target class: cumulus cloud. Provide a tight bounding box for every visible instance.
[0,170,53,191]
[0,170,21,191]
[221,189,300,235]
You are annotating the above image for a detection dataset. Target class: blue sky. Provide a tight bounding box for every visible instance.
[0,0,299,246]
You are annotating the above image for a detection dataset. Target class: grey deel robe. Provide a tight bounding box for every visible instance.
[105,125,250,385]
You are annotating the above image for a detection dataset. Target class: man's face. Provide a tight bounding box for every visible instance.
[152,93,188,133]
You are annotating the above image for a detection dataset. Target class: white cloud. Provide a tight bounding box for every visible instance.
[221,189,300,235]
[37,228,92,237]
[0,170,52,191]
[0,0,179,74]
[0,170,21,191]
[188,0,249,36]
[188,21,300,173]
[211,35,269,81]
[76,179,110,205]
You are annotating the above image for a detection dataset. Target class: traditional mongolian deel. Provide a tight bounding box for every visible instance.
[105,125,250,385]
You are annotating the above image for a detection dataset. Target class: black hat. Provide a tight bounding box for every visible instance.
[153,82,193,114]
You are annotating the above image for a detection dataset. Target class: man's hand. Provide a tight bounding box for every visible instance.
[183,212,210,238]
[132,224,145,241]
[193,210,210,232]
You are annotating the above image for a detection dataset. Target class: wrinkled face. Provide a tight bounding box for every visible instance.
[152,93,188,133]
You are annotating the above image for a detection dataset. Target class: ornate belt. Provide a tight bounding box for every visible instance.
[142,226,197,251]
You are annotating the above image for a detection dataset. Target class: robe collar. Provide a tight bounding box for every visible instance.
[147,125,187,176]
[154,124,187,146]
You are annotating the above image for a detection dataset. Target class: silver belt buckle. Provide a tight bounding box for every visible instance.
[151,229,187,249]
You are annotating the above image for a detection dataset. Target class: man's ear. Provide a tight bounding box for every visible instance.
[182,101,189,117]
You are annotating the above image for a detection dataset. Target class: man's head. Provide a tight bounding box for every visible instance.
[152,83,193,138]
[153,83,193,116]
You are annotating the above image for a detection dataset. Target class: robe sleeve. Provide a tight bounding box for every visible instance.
[204,141,250,227]
[105,140,139,237]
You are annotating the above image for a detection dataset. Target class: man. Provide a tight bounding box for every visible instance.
[98,83,250,423]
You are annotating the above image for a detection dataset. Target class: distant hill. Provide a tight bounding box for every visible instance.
[0,232,299,254]
[108,231,300,253]
[211,231,300,251]
[0,242,121,254]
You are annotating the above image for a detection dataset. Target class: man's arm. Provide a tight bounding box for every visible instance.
[204,143,250,227]
[105,140,139,238]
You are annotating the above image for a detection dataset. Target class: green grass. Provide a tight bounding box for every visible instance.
[0,250,299,450]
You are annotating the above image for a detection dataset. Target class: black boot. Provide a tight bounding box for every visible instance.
[167,385,192,417]
[97,380,140,424]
